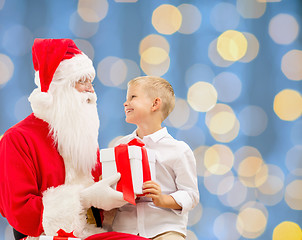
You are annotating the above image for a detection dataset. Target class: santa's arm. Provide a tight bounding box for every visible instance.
[0,130,126,238]
[0,130,88,238]
[0,131,45,237]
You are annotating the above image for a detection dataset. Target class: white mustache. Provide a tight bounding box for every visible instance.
[80,92,97,104]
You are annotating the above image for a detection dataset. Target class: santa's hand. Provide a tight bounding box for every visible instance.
[80,173,127,211]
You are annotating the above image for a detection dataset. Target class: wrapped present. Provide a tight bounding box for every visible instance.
[39,229,80,240]
[100,139,156,205]
[39,237,80,240]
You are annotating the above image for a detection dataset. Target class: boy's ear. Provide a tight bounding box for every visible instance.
[151,97,161,111]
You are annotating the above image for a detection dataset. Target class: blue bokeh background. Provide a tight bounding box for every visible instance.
[0,0,301,239]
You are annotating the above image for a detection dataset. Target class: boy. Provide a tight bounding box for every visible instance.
[112,76,199,240]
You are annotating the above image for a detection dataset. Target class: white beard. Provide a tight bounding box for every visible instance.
[29,84,100,182]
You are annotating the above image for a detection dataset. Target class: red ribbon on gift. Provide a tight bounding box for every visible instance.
[55,229,77,239]
[114,138,151,205]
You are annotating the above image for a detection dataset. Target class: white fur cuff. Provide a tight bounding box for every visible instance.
[42,184,88,237]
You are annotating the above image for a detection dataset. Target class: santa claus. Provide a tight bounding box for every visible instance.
[0,39,147,240]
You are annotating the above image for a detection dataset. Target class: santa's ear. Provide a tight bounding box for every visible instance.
[151,97,161,111]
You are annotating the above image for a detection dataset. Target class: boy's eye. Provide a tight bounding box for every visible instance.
[131,95,136,99]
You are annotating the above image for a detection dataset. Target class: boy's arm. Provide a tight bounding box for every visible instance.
[168,143,200,214]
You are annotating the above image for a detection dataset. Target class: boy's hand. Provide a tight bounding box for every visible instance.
[142,180,182,210]
[142,180,163,207]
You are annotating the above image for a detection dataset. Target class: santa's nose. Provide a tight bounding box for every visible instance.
[85,84,95,93]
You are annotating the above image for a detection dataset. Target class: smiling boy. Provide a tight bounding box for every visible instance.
[112,76,199,240]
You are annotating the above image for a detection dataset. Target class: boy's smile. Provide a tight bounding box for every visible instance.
[125,108,134,114]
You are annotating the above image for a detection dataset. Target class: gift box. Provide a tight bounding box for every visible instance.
[39,236,80,240]
[100,144,156,196]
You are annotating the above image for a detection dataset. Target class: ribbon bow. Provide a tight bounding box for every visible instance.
[56,229,76,239]
[114,138,151,205]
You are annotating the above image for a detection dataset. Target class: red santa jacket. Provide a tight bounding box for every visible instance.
[0,113,102,236]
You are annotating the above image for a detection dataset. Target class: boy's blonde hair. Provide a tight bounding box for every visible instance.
[128,76,175,121]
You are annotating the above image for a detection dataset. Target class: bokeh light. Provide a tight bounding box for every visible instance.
[166,98,190,128]
[97,56,140,88]
[0,54,14,86]
[273,89,302,121]
[214,212,240,240]
[209,111,237,135]
[77,0,109,23]
[186,230,198,240]
[236,204,267,238]
[209,38,234,67]
[188,203,203,226]
[177,4,202,34]
[218,180,248,208]
[256,164,284,206]
[234,146,263,171]
[204,170,234,196]
[166,98,199,130]
[281,50,302,81]
[205,103,240,142]
[269,14,299,45]
[141,47,168,65]
[204,144,234,175]
[217,30,248,61]
[0,0,4,10]
[237,156,268,188]
[139,34,170,56]
[285,179,302,210]
[236,0,266,19]
[272,221,302,240]
[70,11,99,38]
[286,145,302,176]
[139,34,171,76]
[239,32,260,63]
[140,55,170,77]
[3,25,33,56]
[152,4,182,35]
[238,105,268,136]
[187,82,217,112]
[194,145,209,177]
[213,71,242,103]
[74,39,95,60]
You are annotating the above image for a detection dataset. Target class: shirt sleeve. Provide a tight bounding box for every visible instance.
[169,142,199,215]
[0,130,44,237]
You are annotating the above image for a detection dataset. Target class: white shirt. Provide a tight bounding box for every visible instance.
[112,127,199,238]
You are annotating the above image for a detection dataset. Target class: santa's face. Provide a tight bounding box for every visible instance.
[75,77,95,94]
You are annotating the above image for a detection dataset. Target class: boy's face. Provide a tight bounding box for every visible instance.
[124,84,154,125]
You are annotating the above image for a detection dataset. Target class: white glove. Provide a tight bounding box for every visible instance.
[80,173,127,211]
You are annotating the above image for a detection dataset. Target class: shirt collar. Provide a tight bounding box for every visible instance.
[130,127,168,143]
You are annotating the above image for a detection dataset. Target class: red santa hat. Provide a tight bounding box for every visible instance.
[32,38,95,92]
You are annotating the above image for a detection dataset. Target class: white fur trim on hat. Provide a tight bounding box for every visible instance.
[52,53,95,86]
